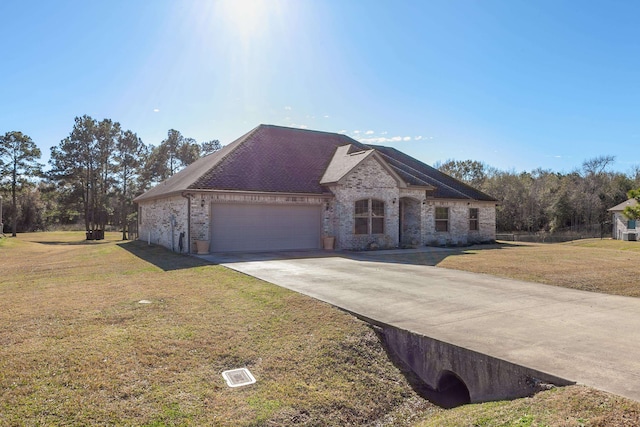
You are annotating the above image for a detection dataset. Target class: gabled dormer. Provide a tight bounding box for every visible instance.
[320,144,408,188]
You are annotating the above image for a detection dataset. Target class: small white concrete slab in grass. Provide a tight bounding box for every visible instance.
[222,368,256,388]
[138,300,152,304]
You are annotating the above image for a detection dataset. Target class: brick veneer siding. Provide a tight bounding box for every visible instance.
[330,157,400,250]
[423,200,496,246]
[328,158,496,249]
[138,195,189,252]
[137,166,496,253]
[139,192,330,253]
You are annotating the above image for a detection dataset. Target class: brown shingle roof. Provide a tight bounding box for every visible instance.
[368,145,496,201]
[190,125,366,194]
[134,124,496,202]
[133,127,258,202]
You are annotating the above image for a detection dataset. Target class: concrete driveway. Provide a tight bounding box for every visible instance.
[204,249,640,402]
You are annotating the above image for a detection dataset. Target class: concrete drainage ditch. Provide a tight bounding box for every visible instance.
[380,324,575,407]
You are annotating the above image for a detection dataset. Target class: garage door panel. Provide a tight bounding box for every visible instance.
[211,204,322,252]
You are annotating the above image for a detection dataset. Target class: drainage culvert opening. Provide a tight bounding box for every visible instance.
[436,370,471,408]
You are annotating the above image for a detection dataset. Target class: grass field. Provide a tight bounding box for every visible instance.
[0,232,437,426]
[441,239,640,297]
[418,385,640,427]
[372,238,640,298]
[2,233,640,426]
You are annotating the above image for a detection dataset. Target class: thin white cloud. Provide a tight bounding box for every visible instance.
[355,133,433,144]
[284,106,292,110]
[357,135,411,144]
[353,130,361,134]
[338,129,347,134]
[358,137,388,144]
[153,108,160,113]
[323,115,330,118]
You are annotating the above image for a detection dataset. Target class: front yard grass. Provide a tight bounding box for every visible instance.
[437,238,640,297]
[3,232,640,426]
[417,385,640,427]
[0,232,437,426]
[370,238,640,297]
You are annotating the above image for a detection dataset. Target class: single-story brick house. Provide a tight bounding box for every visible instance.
[608,198,638,240]
[133,124,497,253]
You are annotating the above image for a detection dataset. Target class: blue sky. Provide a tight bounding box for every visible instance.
[1,0,639,173]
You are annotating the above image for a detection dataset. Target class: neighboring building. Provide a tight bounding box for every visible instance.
[608,198,639,240]
[133,124,497,253]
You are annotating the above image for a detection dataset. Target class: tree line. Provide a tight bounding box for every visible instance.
[0,115,220,237]
[435,156,640,234]
[2,117,638,237]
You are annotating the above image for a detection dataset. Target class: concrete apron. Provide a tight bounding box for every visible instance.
[204,251,640,404]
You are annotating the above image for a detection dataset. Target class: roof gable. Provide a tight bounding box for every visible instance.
[609,198,638,212]
[320,145,374,184]
[320,144,410,188]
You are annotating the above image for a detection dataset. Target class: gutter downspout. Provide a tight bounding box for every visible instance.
[181,192,191,254]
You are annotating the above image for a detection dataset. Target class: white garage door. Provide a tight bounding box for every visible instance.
[210,203,322,252]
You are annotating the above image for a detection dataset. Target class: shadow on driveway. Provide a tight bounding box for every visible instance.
[115,238,521,271]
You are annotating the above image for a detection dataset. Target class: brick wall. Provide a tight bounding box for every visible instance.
[327,157,496,250]
[138,166,496,252]
[331,157,400,250]
[423,200,496,246]
[139,192,330,253]
[138,195,189,252]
